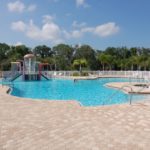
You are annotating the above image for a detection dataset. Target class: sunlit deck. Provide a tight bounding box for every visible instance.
[0,86,150,150]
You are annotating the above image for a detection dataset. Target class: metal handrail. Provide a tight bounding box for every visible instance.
[128,83,150,104]
[105,84,134,105]
[105,81,150,105]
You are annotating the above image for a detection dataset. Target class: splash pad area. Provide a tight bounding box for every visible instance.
[6,54,49,82]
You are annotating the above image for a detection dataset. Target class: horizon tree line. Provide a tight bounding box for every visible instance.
[0,42,150,71]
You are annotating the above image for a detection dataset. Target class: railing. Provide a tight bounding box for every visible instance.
[105,85,134,105]
[2,70,150,80]
[1,71,21,82]
[44,70,150,79]
[105,83,150,105]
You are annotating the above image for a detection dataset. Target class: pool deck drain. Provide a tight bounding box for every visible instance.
[0,86,150,150]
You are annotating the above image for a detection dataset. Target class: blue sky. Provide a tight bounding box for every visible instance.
[0,0,150,50]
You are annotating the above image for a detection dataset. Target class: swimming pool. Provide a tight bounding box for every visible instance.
[10,78,147,106]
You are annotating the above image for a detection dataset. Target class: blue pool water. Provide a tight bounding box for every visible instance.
[9,78,147,106]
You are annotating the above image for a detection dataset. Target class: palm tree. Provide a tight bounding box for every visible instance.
[98,53,113,70]
[98,54,107,70]
[73,58,88,73]
[129,56,139,70]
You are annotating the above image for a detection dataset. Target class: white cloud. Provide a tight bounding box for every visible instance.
[94,22,120,37]
[26,20,62,43]
[11,16,120,44]
[42,15,55,23]
[7,1,36,13]
[81,27,93,33]
[25,20,41,40]
[11,17,63,44]
[7,1,25,13]
[65,22,120,39]
[11,21,26,31]
[71,30,83,38]
[76,0,89,7]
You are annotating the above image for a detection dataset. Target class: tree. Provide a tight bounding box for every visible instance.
[130,47,138,56]
[98,53,114,70]
[105,47,117,56]
[74,45,97,70]
[1,42,150,71]
[7,45,30,60]
[33,45,52,58]
[73,58,88,73]
[0,43,10,62]
[129,56,140,70]
[53,44,74,70]
[0,44,30,70]
[138,55,148,70]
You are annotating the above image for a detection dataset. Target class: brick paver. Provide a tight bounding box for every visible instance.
[0,86,150,150]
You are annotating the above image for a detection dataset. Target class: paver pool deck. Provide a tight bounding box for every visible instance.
[0,85,150,150]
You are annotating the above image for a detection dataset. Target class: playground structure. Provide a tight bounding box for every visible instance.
[23,54,39,80]
[11,62,22,74]
[10,54,49,81]
[10,61,22,81]
[39,63,50,80]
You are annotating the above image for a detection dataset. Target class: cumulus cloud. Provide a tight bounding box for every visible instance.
[26,20,62,43]
[11,16,63,44]
[7,1,36,13]
[94,22,120,37]
[42,15,55,23]
[66,22,120,39]
[11,21,26,31]
[7,1,25,13]
[71,30,83,38]
[11,16,120,44]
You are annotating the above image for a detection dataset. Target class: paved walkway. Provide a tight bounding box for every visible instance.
[0,86,150,150]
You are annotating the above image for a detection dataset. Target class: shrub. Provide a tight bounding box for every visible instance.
[81,72,89,76]
[72,72,80,76]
